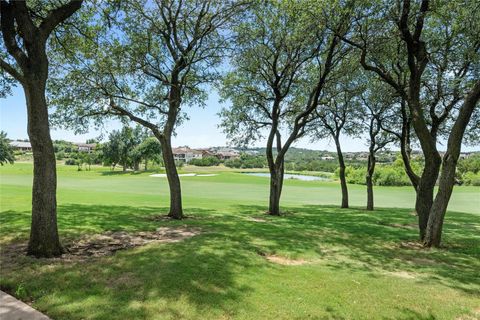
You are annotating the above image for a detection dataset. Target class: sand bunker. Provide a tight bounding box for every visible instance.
[150,173,218,177]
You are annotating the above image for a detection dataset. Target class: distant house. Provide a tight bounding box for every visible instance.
[459,152,477,159]
[191,149,203,160]
[215,149,240,160]
[320,156,335,160]
[9,141,32,151]
[172,146,203,163]
[74,143,96,153]
[197,148,216,158]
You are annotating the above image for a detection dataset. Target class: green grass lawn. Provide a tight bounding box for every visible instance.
[1,163,479,319]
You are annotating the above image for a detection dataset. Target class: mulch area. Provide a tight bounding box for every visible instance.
[0,227,200,268]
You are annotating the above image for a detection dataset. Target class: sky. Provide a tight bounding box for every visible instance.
[1,86,478,152]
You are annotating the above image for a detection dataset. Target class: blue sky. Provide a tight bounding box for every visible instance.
[1,86,477,152]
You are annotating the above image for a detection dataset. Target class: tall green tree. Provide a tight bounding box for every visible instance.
[134,137,162,170]
[342,0,480,246]
[360,82,395,210]
[0,0,83,257]
[309,70,364,209]
[0,130,14,165]
[102,126,146,171]
[220,0,351,215]
[52,0,246,219]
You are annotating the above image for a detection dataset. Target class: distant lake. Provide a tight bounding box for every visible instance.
[243,172,329,181]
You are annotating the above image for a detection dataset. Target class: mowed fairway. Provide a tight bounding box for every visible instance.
[0,163,479,320]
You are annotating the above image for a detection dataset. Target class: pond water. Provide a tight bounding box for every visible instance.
[243,172,329,181]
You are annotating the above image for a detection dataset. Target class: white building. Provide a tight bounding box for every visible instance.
[172,147,203,163]
[9,141,32,151]
[74,143,96,153]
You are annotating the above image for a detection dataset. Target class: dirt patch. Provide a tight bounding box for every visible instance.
[247,216,268,223]
[145,215,203,222]
[265,255,308,265]
[398,241,427,250]
[379,222,417,230]
[63,227,199,259]
[407,257,437,266]
[256,251,308,266]
[384,270,417,279]
[266,255,307,265]
[1,227,200,265]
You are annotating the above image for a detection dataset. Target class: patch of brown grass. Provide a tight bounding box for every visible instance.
[265,255,308,265]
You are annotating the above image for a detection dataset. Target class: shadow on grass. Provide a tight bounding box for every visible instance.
[231,204,480,295]
[21,234,257,319]
[0,202,479,319]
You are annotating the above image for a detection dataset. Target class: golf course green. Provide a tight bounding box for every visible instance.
[0,162,479,319]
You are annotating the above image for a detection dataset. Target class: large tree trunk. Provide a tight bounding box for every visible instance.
[366,152,375,211]
[334,138,349,208]
[399,101,419,189]
[24,80,63,257]
[415,155,441,240]
[407,94,442,241]
[423,154,454,247]
[423,81,480,247]
[268,160,284,216]
[159,135,183,219]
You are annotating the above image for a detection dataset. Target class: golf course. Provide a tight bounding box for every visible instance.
[1,162,479,319]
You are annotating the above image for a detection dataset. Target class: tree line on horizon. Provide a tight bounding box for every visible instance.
[0,0,479,257]
[3,129,479,187]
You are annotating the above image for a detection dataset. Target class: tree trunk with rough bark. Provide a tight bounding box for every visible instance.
[366,152,375,211]
[399,101,419,189]
[334,137,349,208]
[25,79,63,257]
[158,135,183,219]
[415,153,441,240]
[268,160,284,216]
[407,92,442,241]
[423,81,480,247]
[0,0,82,258]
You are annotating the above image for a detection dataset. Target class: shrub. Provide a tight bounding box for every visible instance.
[65,159,77,165]
[225,154,266,169]
[339,164,413,186]
[225,158,242,168]
[189,156,221,166]
[175,160,184,168]
[462,171,480,186]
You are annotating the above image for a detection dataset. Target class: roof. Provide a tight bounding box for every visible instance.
[172,147,192,154]
[9,141,31,148]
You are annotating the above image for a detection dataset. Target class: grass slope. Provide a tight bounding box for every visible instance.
[0,163,479,320]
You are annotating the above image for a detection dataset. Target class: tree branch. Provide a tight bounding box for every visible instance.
[39,0,83,38]
[0,57,24,83]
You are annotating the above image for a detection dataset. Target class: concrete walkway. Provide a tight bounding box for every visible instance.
[0,291,51,320]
